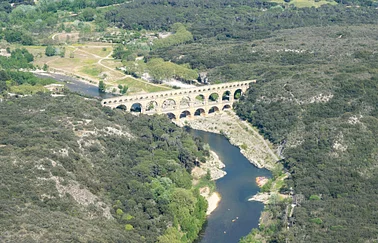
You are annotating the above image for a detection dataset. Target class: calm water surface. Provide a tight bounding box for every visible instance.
[34,73,115,98]
[189,129,271,243]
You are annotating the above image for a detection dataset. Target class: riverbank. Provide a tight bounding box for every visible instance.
[192,150,226,215]
[192,151,227,182]
[176,110,279,170]
[31,70,99,87]
[189,129,271,243]
[183,112,291,243]
[200,187,222,216]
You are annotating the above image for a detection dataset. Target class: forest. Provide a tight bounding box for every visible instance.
[233,26,378,243]
[102,1,378,242]
[0,93,209,242]
[1,0,378,242]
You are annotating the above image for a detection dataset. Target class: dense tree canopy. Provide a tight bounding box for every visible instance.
[2,0,378,242]
[0,94,208,242]
[235,25,378,243]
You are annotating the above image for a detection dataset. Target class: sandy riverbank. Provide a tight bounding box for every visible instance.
[192,149,226,215]
[176,110,279,170]
[182,111,288,210]
[200,187,222,215]
[248,192,271,204]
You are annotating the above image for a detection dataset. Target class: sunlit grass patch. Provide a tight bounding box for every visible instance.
[101,59,123,69]
[9,84,48,95]
[116,77,171,94]
[80,65,104,78]
[269,0,337,8]
[83,46,113,57]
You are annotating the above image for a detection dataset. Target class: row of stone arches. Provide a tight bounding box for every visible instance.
[102,89,243,106]
[166,105,231,120]
[116,104,231,117]
[102,82,250,105]
[112,89,242,112]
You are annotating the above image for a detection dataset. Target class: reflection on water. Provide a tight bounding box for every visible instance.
[188,129,271,243]
[34,73,115,99]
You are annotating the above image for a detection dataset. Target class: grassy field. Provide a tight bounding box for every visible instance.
[269,0,337,8]
[81,46,112,57]
[101,59,123,69]
[9,84,48,95]
[80,65,103,78]
[18,42,170,94]
[115,78,171,94]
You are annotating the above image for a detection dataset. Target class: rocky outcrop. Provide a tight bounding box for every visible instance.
[176,111,279,169]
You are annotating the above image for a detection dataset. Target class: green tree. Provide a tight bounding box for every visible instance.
[125,224,134,231]
[81,8,95,21]
[59,47,65,58]
[98,80,106,93]
[158,227,182,243]
[45,46,56,57]
[122,85,128,94]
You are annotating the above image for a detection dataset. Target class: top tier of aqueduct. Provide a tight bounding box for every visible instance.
[102,80,255,119]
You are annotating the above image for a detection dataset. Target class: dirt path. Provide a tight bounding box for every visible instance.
[51,33,59,41]
[67,45,171,89]
[47,33,172,90]
[96,51,128,80]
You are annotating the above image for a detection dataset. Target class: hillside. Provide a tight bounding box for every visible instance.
[0,93,208,242]
[1,0,378,242]
[234,26,378,242]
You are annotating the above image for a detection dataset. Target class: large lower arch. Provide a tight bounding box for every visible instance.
[116,104,127,111]
[130,103,142,112]
[208,106,220,114]
[194,108,206,117]
[208,92,219,102]
[222,91,231,101]
[180,110,191,119]
[146,101,158,112]
[234,89,243,99]
[222,104,231,110]
[162,99,176,110]
[166,113,176,120]
[180,96,191,108]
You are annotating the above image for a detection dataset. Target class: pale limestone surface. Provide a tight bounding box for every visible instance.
[178,110,279,170]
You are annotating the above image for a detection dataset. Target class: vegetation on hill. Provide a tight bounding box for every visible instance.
[0,48,56,96]
[153,23,193,50]
[234,25,378,242]
[0,93,209,242]
[2,0,378,242]
[102,1,378,241]
[122,58,198,83]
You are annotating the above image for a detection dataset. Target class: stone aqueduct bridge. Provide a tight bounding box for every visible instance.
[101,80,255,119]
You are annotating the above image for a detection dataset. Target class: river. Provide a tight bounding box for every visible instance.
[189,129,271,243]
[34,72,115,99]
[38,72,270,243]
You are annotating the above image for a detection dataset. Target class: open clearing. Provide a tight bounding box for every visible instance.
[20,43,170,94]
[115,77,170,93]
[269,0,337,8]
